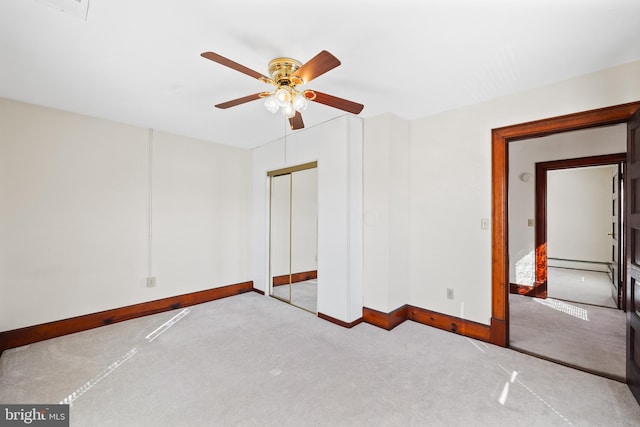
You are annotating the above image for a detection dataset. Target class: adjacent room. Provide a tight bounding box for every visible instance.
[2,1,640,425]
[508,126,628,381]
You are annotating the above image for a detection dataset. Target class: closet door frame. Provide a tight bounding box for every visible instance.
[268,161,318,310]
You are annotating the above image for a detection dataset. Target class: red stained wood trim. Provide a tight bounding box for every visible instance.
[491,130,509,332]
[252,288,265,295]
[534,161,548,299]
[536,153,627,171]
[362,305,408,330]
[509,282,548,298]
[490,317,507,347]
[317,312,363,329]
[363,304,491,343]
[272,270,318,286]
[0,281,253,353]
[491,101,640,348]
[510,283,537,296]
[407,306,492,342]
[493,102,640,141]
[532,153,625,301]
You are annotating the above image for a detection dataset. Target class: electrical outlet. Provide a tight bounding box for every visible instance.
[146,277,156,288]
[528,219,535,227]
[447,288,454,300]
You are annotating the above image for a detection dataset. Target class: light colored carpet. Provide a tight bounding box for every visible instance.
[2,292,639,426]
[509,293,626,381]
[271,279,317,313]
[291,279,317,313]
[547,267,617,308]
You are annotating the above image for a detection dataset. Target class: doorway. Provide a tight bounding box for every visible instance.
[490,101,640,397]
[536,157,626,309]
[268,162,318,313]
[490,101,640,345]
[508,148,627,380]
[545,162,624,308]
[520,153,626,305]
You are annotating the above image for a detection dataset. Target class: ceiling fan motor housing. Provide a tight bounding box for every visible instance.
[268,58,304,86]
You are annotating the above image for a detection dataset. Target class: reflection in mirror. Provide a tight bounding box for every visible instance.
[268,163,318,313]
[290,168,318,312]
[270,174,291,303]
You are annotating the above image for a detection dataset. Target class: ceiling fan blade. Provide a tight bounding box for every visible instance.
[289,111,304,130]
[292,50,341,84]
[201,52,273,83]
[215,93,263,109]
[311,91,364,115]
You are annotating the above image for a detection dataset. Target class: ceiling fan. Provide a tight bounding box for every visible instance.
[200,50,364,130]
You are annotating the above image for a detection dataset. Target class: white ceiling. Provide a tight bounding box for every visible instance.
[2,0,639,149]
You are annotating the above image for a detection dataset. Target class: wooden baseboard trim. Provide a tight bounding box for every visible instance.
[407,305,492,342]
[0,281,253,354]
[362,305,408,330]
[510,282,547,298]
[252,288,265,295]
[510,282,535,295]
[317,312,363,329]
[490,317,507,347]
[361,304,492,343]
[272,270,318,286]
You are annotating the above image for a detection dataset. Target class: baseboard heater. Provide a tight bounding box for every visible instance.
[547,257,611,273]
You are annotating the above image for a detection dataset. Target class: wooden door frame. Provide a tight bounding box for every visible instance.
[530,154,627,299]
[490,101,640,347]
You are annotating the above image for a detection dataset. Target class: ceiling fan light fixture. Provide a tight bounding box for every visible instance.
[292,93,308,112]
[275,88,291,107]
[202,50,363,130]
[303,90,317,101]
[283,103,296,118]
[264,94,279,114]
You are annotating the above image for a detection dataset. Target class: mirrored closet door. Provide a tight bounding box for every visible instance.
[268,162,318,313]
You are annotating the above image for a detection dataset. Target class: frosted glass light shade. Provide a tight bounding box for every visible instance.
[292,93,308,112]
[275,88,291,107]
[283,103,296,118]
[264,94,279,114]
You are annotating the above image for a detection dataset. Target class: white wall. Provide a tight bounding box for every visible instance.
[151,131,252,292]
[252,115,363,323]
[0,98,252,331]
[363,113,410,313]
[547,165,615,266]
[509,126,625,284]
[3,60,639,333]
[403,60,640,326]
